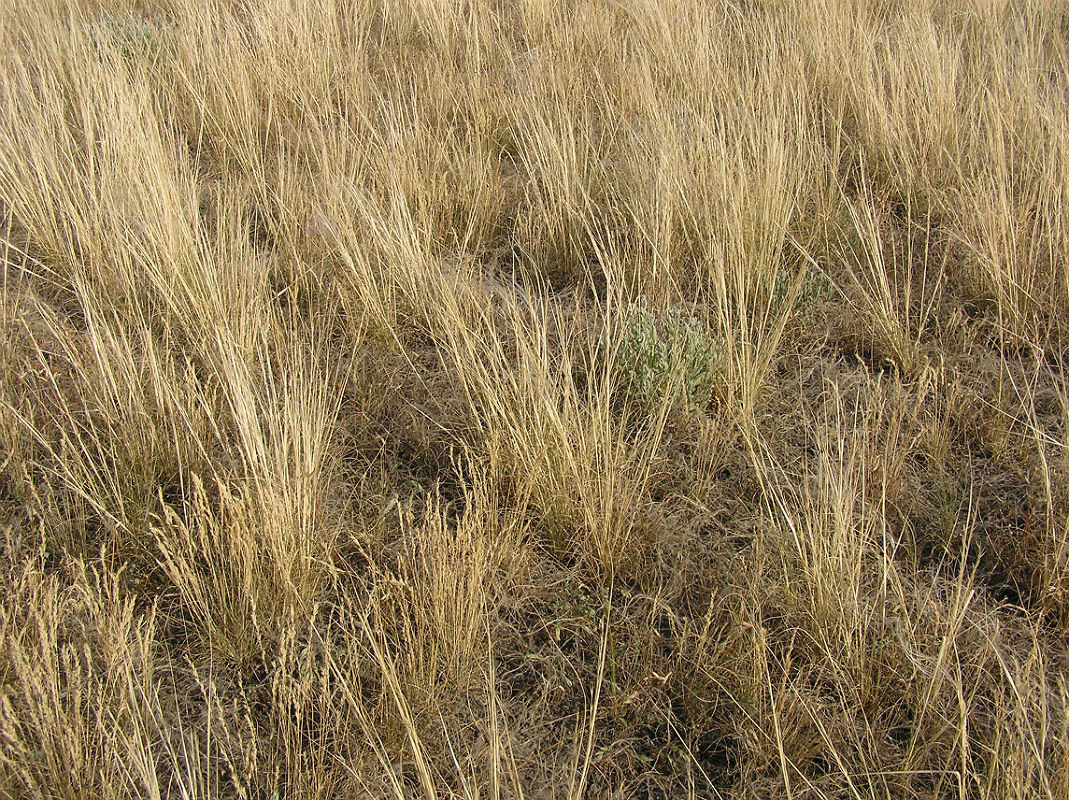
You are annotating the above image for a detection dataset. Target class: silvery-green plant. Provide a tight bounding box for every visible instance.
[771,265,836,315]
[90,13,174,61]
[616,300,723,413]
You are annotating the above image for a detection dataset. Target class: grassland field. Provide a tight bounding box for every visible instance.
[0,1,1067,797]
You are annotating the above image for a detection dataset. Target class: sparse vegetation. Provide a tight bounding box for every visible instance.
[0,0,1066,797]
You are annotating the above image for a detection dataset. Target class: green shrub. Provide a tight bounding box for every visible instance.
[771,265,836,315]
[616,300,723,413]
[90,13,174,61]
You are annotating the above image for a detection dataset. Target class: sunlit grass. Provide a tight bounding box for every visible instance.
[0,1,1066,797]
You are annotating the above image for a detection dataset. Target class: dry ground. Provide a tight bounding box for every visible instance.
[0,0,1067,797]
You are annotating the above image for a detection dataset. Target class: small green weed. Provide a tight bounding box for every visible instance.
[771,265,836,315]
[616,300,723,413]
[90,13,174,61]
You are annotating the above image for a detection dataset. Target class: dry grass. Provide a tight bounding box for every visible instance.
[0,0,1067,796]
